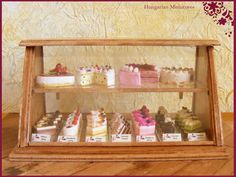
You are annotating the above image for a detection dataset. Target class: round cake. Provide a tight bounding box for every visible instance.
[36,63,75,87]
[160,67,194,84]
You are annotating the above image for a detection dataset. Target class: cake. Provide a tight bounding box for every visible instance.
[160,67,194,84]
[156,106,175,133]
[36,63,75,87]
[175,107,203,133]
[77,65,115,86]
[119,64,160,86]
[119,64,141,86]
[34,111,63,136]
[111,113,131,134]
[132,105,156,135]
[130,64,161,83]
[86,108,107,137]
[62,109,81,136]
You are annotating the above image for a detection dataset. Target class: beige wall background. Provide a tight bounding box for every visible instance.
[2,2,233,113]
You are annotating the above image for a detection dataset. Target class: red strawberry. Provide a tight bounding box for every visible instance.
[72,117,78,125]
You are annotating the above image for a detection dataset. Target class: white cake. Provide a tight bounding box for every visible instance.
[160,67,194,84]
[37,75,75,87]
[62,109,81,136]
[77,65,115,86]
[36,63,75,87]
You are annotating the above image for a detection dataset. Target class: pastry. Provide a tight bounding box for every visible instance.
[36,63,75,87]
[119,64,160,86]
[155,106,175,133]
[86,108,107,136]
[160,67,194,84]
[77,65,115,86]
[34,111,63,136]
[132,105,156,135]
[111,113,131,134]
[119,64,141,86]
[62,109,81,136]
[175,107,203,133]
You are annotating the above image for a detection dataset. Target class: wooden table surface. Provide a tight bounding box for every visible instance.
[2,113,234,176]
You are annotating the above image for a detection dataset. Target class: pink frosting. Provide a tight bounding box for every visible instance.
[132,110,156,126]
[140,70,158,78]
[119,70,141,86]
[141,77,159,83]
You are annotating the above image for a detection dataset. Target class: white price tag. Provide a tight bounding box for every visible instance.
[57,136,78,142]
[112,134,131,142]
[31,134,51,142]
[86,136,107,142]
[136,135,156,142]
[188,133,207,141]
[162,133,182,142]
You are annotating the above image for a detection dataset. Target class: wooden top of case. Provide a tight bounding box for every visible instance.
[19,39,220,46]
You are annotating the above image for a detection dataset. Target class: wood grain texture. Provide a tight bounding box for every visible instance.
[19,39,220,46]
[29,47,46,143]
[207,46,224,146]
[2,113,233,176]
[18,47,34,147]
[33,82,208,93]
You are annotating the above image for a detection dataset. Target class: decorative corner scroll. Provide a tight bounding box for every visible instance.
[203,1,233,37]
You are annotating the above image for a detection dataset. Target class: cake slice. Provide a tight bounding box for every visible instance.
[132,105,156,135]
[86,108,107,137]
[62,109,82,136]
[78,65,115,86]
[34,111,63,136]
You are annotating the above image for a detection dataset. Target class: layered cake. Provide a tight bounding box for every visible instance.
[86,108,107,137]
[132,105,156,135]
[62,109,82,136]
[111,113,131,134]
[36,63,75,87]
[156,106,175,133]
[119,64,160,86]
[119,64,141,86]
[34,111,63,136]
[160,67,194,84]
[175,107,203,133]
[77,65,115,86]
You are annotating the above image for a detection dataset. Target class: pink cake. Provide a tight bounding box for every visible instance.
[119,65,141,86]
[119,64,160,85]
[132,105,156,135]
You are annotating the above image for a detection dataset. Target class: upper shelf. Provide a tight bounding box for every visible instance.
[33,82,208,93]
[19,39,220,47]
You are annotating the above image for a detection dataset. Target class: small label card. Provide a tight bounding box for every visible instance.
[112,134,132,142]
[86,136,107,142]
[31,134,51,142]
[136,135,156,142]
[162,133,182,142]
[188,133,207,141]
[57,136,78,142]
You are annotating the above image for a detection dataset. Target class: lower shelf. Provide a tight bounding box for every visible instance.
[9,145,228,161]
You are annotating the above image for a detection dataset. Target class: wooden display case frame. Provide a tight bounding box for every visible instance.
[9,39,228,161]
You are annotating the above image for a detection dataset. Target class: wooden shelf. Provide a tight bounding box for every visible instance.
[19,39,220,46]
[33,82,208,93]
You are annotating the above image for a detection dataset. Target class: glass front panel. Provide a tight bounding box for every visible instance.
[30,46,213,144]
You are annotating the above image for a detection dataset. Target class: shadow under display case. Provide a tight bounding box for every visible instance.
[9,39,228,161]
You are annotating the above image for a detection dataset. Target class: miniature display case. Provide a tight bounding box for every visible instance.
[9,39,228,161]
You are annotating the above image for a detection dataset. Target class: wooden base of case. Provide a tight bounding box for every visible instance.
[10,145,228,162]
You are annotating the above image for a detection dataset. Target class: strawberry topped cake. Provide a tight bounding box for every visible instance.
[62,108,82,136]
[132,105,156,135]
[36,63,75,87]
